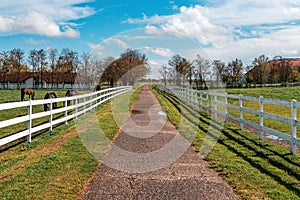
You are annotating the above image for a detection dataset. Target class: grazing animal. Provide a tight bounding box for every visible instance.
[21,88,35,101]
[95,85,101,91]
[44,92,57,111]
[65,89,79,106]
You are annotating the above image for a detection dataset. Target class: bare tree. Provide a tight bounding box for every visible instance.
[169,55,182,85]
[28,49,38,87]
[0,51,9,88]
[159,65,168,86]
[193,55,210,89]
[37,49,47,88]
[48,48,58,88]
[59,48,80,73]
[9,49,26,89]
[169,55,191,86]
[213,60,226,87]
[232,58,243,83]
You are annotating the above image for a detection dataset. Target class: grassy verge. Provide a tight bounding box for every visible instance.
[151,86,300,200]
[0,86,143,200]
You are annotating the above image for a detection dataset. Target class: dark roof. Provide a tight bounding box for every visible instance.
[0,72,78,83]
[269,58,300,67]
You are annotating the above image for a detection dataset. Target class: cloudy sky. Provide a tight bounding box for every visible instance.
[0,0,300,78]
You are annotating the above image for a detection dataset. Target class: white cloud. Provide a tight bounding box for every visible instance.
[25,38,49,45]
[142,47,174,57]
[87,43,105,56]
[147,60,170,79]
[104,38,130,49]
[128,0,300,64]
[87,38,130,57]
[0,0,95,37]
[129,5,233,48]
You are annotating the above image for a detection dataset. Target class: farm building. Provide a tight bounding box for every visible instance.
[0,71,90,89]
[246,58,300,84]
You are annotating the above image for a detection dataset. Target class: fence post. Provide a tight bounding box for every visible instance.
[27,99,32,143]
[259,96,264,139]
[190,89,193,104]
[291,99,297,154]
[224,95,228,122]
[49,98,53,132]
[64,97,68,125]
[199,90,202,112]
[192,89,195,105]
[239,94,243,130]
[194,90,197,106]
[90,95,93,111]
[214,94,217,118]
[189,88,192,104]
[206,92,209,115]
[75,98,78,118]
[84,96,86,115]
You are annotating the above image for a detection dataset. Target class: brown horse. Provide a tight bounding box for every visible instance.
[65,89,79,106]
[21,88,35,101]
[94,85,101,91]
[44,92,57,111]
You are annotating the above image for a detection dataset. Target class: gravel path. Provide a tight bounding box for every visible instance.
[81,85,239,200]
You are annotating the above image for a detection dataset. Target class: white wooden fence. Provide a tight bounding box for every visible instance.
[160,86,300,155]
[0,86,132,147]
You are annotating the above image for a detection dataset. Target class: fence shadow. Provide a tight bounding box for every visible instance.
[156,88,300,197]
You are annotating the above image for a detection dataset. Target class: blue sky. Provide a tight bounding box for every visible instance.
[1,0,300,78]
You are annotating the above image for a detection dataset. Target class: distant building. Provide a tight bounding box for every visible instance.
[246,58,300,84]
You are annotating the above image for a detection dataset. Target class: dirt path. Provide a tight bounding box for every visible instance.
[81,85,239,200]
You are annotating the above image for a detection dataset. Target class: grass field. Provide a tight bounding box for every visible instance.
[226,86,300,101]
[222,87,300,137]
[0,89,83,141]
[0,86,143,199]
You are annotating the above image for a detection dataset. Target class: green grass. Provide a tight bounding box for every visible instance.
[0,86,143,199]
[226,86,300,101]
[205,87,300,136]
[0,89,80,140]
[152,86,300,200]
[0,136,98,200]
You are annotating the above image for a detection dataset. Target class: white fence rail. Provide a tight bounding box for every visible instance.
[161,86,300,155]
[0,86,132,147]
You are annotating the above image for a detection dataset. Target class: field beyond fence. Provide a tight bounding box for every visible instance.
[160,86,300,155]
[0,86,132,149]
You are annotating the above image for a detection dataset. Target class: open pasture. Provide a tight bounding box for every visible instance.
[226,86,300,101]
[226,86,300,138]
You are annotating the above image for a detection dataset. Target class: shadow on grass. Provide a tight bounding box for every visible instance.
[0,112,72,152]
[156,88,300,197]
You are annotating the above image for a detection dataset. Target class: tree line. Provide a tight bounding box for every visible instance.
[0,48,149,89]
[160,54,300,88]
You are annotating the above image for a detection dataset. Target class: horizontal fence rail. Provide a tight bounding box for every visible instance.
[0,86,132,147]
[159,86,300,155]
